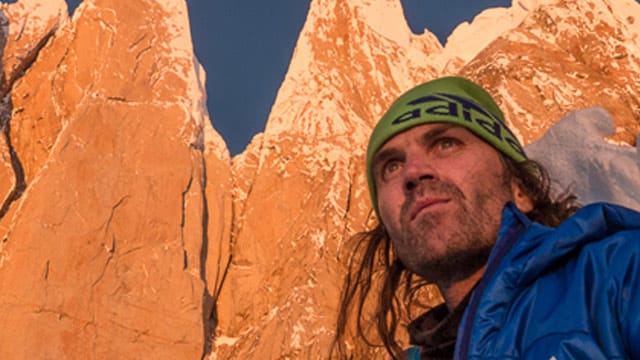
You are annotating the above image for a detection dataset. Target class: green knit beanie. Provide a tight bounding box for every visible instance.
[366,76,527,219]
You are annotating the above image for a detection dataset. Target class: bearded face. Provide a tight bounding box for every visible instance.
[373,124,518,286]
[394,174,512,285]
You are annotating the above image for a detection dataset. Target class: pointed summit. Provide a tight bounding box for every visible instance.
[265,0,441,138]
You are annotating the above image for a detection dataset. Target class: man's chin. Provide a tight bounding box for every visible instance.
[401,212,448,236]
[406,247,492,287]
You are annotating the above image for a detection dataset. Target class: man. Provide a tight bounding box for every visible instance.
[333,77,640,359]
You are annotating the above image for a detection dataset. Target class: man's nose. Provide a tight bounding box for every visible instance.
[403,155,436,193]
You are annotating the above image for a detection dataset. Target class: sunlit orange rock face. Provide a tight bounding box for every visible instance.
[0,0,637,359]
[0,0,231,358]
[461,0,640,146]
[217,0,639,359]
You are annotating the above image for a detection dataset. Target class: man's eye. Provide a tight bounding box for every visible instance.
[436,138,459,150]
[383,161,402,177]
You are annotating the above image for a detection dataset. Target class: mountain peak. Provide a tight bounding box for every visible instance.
[263,0,440,141]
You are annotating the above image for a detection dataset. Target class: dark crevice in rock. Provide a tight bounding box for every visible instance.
[92,197,126,287]
[230,135,265,243]
[3,21,59,94]
[199,154,214,359]
[102,195,130,232]
[132,43,152,78]
[337,159,353,260]
[0,9,62,221]
[92,235,116,287]
[204,252,232,359]
[342,160,353,222]
[180,171,194,270]
[43,260,50,281]
[200,147,233,358]
[106,96,127,102]
[0,95,25,221]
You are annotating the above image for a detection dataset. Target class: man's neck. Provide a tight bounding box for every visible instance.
[440,266,485,311]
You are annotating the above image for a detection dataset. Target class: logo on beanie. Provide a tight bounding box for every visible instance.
[391,93,525,159]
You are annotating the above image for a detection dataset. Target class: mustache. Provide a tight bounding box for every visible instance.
[400,181,465,219]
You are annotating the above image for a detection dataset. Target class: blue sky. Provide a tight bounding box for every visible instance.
[64,0,510,155]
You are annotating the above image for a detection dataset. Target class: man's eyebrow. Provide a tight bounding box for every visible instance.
[419,124,457,145]
[373,124,461,168]
[373,148,399,169]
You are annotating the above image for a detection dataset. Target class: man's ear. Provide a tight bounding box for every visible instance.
[511,179,533,213]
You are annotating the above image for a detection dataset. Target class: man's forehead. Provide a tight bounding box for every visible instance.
[375,123,471,154]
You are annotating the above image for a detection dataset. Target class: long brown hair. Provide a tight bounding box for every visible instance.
[332,158,581,359]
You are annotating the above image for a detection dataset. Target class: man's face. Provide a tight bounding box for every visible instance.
[372,123,517,285]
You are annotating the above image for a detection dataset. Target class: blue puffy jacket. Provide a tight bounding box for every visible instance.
[452,202,640,359]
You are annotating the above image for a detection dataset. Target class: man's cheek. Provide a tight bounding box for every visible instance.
[455,161,482,184]
[378,203,395,228]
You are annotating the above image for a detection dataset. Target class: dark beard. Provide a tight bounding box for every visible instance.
[396,180,510,288]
